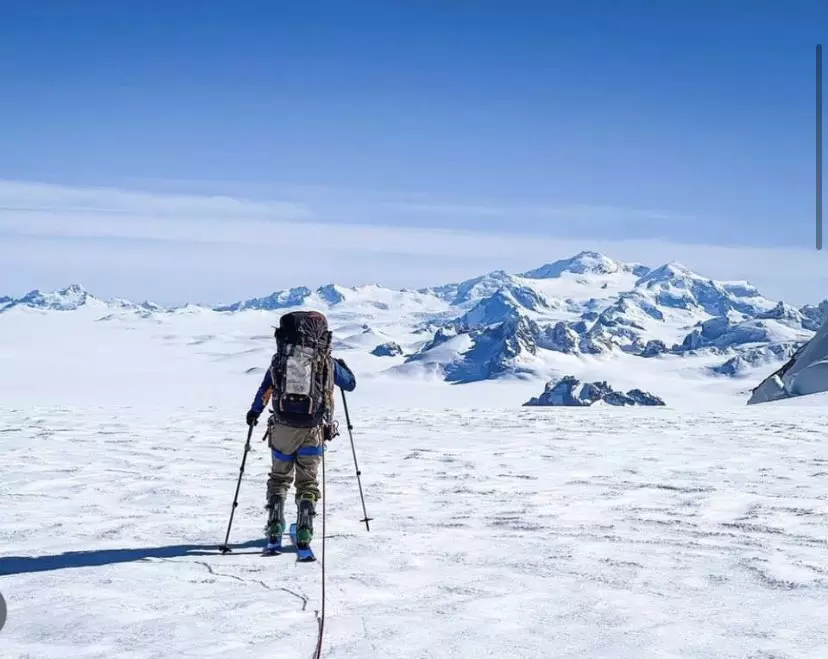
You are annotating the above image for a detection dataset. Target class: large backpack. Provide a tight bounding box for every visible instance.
[269,311,334,428]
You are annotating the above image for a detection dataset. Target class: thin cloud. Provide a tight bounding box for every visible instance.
[0,179,825,306]
[0,179,312,219]
[383,202,507,216]
[383,199,694,227]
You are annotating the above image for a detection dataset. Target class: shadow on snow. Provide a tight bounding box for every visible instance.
[0,539,277,576]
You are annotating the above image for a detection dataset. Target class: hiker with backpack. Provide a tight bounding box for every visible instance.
[246,310,356,553]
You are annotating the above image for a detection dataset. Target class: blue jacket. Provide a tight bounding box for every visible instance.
[250,357,356,416]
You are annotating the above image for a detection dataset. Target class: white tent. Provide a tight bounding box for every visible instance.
[749,314,828,404]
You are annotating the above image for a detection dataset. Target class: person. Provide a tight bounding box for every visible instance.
[246,310,356,552]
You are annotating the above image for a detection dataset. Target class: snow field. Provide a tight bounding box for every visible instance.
[3,403,828,658]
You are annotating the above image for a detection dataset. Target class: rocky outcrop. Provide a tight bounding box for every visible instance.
[536,321,580,354]
[641,339,669,357]
[712,342,801,377]
[523,376,666,407]
[371,341,403,357]
[800,300,828,331]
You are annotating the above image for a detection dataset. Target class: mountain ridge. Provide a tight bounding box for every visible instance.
[0,251,777,316]
[3,250,824,390]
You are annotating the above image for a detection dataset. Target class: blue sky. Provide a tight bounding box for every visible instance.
[0,1,826,304]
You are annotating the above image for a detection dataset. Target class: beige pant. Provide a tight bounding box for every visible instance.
[266,422,324,502]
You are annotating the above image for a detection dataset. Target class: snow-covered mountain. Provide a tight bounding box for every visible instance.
[2,284,95,312]
[2,251,822,406]
[520,250,650,279]
[0,284,161,315]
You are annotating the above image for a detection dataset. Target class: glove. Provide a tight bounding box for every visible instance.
[323,421,340,442]
[246,409,259,426]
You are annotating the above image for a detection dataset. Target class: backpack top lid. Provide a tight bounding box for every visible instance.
[275,310,329,346]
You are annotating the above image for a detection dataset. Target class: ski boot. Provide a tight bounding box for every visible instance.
[263,494,285,553]
[295,495,316,549]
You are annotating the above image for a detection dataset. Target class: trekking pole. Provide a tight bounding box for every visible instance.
[340,390,372,531]
[218,423,255,553]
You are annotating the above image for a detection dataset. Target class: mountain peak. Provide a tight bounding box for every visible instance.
[5,283,95,312]
[58,283,88,295]
[633,261,775,318]
[521,251,649,279]
[316,284,348,305]
[634,261,704,287]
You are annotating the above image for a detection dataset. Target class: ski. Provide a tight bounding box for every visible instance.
[289,523,316,562]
